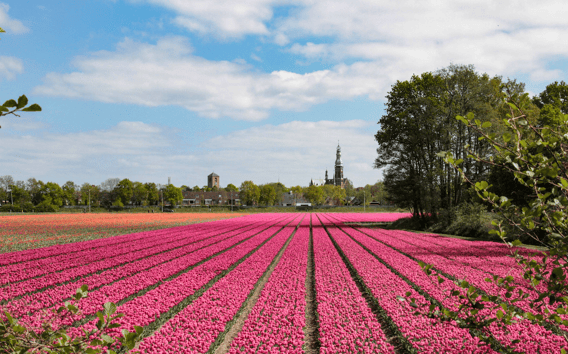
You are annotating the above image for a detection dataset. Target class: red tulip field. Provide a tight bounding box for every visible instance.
[0,212,564,353]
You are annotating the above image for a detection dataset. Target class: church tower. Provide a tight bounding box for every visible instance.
[334,143,343,186]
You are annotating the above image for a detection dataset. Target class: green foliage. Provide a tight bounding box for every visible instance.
[112,197,124,208]
[415,88,568,353]
[131,182,147,206]
[62,181,78,206]
[303,185,325,205]
[239,181,260,206]
[0,285,143,353]
[144,183,159,206]
[7,184,31,205]
[259,184,277,206]
[225,183,238,192]
[376,64,513,218]
[163,184,183,206]
[532,80,568,114]
[0,95,42,129]
[113,179,134,206]
[80,183,99,207]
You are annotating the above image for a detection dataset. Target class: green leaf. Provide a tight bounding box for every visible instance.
[17,95,28,109]
[2,99,17,108]
[101,333,115,344]
[21,103,42,112]
[104,302,117,316]
[482,121,492,128]
[496,310,504,319]
[503,132,512,143]
[511,240,522,247]
[0,106,8,112]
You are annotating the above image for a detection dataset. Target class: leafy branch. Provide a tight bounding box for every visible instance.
[0,285,143,353]
[405,89,568,353]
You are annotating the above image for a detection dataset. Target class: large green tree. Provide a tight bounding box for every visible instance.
[259,184,277,206]
[225,183,238,192]
[375,64,507,220]
[533,80,568,114]
[239,181,260,206]
[37,182,65,208]
[303,185,325,205]
[61,181,78,206]
[144,182,159,206]
[113,179,134,206]
[132,182,147,206]
[80,183,99,207]
[163,184,183,207]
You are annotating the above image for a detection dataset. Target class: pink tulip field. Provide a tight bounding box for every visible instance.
[1,212,564,353]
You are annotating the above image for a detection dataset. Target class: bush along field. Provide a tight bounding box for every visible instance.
[1,212,566,353]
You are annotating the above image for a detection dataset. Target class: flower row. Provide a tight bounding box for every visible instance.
[228,215,310,354]
[342,223,568,353]
[133,215,302,353]
[312,216,395,354]
[4,217,275,318]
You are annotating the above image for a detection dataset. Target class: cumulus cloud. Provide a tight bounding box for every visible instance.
[0,120,381,187]
[0,55,23,80]
[136,0,279,39]
[0,3,29,34]
[140,0,568,82]
[33,36,387,121]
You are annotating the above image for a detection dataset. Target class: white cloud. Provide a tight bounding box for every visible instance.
[33,36,388,121]
[114,0,568,106]
[137,0,279,39]
[1,120,381,187]
[0,55,23,80]
[0,3,28,34]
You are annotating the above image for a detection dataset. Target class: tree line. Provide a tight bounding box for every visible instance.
[0,176,389,211]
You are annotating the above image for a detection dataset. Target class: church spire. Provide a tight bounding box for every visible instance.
[335,142,342,167]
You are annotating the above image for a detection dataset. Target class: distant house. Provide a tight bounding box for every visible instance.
[181,190,239,206]
[278,191,309,206]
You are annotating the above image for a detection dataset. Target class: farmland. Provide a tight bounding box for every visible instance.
[0,213,243,253]
[0,212,564,353]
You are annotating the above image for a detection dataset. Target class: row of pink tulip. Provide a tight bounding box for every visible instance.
[18,215,294,328]
[338,222,568,353]
[3,218,271,318]
[227,216,310,354]
[132,215,303,353]
[312,216,395,354]
[1,215,279,302]
[0,218,250,286]
[0,216,249,266]
[316,214,492,353]
[328,214,548,298]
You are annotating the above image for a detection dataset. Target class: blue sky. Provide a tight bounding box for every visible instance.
[1,0,567,188]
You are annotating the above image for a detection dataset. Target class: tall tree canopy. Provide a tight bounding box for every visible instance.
[375,64,509,219]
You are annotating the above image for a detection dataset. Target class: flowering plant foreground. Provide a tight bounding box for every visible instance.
[1,212,562,353]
